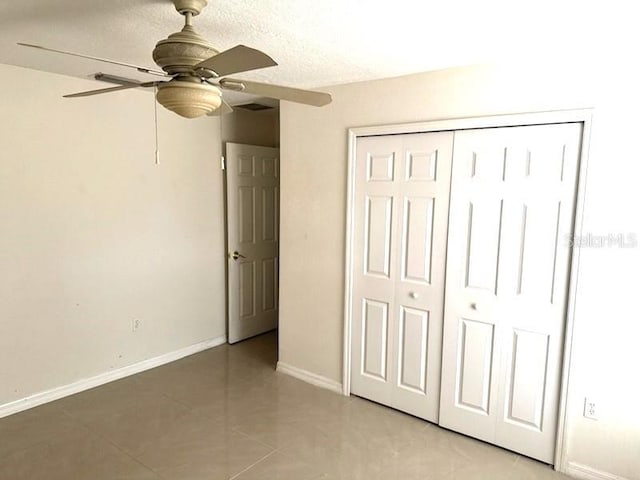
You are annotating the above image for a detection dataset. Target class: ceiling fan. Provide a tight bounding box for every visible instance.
[18,0,332,119]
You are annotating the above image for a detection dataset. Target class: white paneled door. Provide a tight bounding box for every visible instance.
[439,124,582,463]
[226,143,279,344]
[350,132,454,422]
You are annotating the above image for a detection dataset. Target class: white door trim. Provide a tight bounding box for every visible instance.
[343,109,593,471]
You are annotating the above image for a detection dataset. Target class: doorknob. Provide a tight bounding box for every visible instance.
[470,302,478,310]
[231,251,246,260]
[409,292,419,299]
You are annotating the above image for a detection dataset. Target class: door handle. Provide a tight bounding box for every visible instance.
[231,251,246,260]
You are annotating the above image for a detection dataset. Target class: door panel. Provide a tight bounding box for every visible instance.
[351,132,454,422]
[367,153,395,181]
[397,306,429,393]
[401,196,434,284]
[456,318,495,415]
[406,150,437,182]
[506,329,549,430]
[262,187,278,242]
[365,195,394,277]
[227,143,280,344]
[465,199,503,292]
[239,262,256,318]
[238,186,255,243]
[362,299,390,380]
[439,123,582,463]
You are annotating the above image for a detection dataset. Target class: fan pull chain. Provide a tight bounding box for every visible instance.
[154,84,160,165]
[219,102,224,170]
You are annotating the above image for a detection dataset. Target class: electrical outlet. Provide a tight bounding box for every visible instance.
[584,397,597,420]
[132,318,141,333]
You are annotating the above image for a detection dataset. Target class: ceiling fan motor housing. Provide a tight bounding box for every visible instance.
[153,25,218,75]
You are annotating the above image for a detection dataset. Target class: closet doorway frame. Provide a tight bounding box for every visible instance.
[342,109,593,471]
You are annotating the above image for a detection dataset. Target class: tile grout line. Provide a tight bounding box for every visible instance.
[57,404,180,478]
[158,391,200,412]
[229,449,279,480]
[0,408,74,461]
[57,397,281,480]
[231,426,280,451]
[56,390,277,479]
[0,438,52,463]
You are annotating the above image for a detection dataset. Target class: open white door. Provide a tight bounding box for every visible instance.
[226,143,280,344]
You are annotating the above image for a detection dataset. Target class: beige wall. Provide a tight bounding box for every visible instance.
[222,108,279,148]
[0,64,226,407]
[279,63,640,478]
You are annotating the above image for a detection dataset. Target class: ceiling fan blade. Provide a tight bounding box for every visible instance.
[194,45,277,77]
[219,78,332,107]
[17,42,168,77]
[64,81,161,98]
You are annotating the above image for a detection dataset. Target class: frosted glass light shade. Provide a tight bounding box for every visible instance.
[156,80,222,119]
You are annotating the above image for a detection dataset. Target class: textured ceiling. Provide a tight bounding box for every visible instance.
[0,0,631,106]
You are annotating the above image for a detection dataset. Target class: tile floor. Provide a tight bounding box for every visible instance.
[0,332,570,479]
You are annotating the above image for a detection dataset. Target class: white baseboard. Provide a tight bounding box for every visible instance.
[276,361,343,395]
[0,335,227,419]
[565,462,632,480]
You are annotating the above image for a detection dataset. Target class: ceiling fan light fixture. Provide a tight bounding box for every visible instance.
[156,80,222,119]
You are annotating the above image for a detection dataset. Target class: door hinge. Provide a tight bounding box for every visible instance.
[220,156,226,170]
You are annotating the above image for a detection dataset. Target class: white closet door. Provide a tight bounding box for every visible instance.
[439,123,582,463]
[351,132,453,422]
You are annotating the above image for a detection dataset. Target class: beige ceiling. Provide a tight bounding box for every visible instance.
[0,0,632,105]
